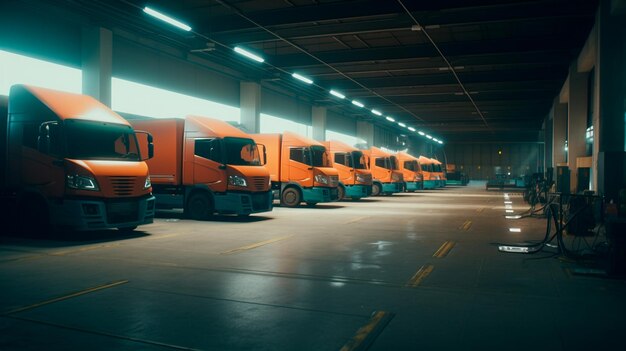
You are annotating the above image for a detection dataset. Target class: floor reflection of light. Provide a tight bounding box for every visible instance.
[330,281,346,288]
[509,228,521,232]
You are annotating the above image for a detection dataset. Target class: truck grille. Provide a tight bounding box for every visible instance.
[109,176,137,196]
[329,175,339,187]
[251,176,268,191]
[106,201,139,224]
[251,192,271,211]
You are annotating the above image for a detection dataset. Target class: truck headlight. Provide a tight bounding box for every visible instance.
[66,174,99,191]
[356,174,366,183]
[144,176,152,189]
[391,173,402,182]
[228,175,247,187]
[314,174,329,185]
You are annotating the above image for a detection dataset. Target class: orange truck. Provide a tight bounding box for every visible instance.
[362,147,404,195]
[396,151,423,191]
[1,84,155,233]
[431,158,447,187]
[324,140,372,200]
[418,156,438,189]
[253,132,339,207]
[130,116,272,219]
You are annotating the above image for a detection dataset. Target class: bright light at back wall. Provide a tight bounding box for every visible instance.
[0,50,82,95]
[112,78,240,122]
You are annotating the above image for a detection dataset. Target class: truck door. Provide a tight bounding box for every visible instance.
[193,138,227,193]
[288,147,312,185]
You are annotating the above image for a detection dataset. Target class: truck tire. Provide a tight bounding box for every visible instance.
[281,187,301,207]
[371,183,382,196]
[337,185,345,201]
[186,192,211,220]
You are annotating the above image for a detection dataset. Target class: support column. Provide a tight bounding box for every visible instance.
[552,99,568,167]
[82,27,112,106]
[596,0,626,201]
[311,106,327,141]
[240,82,261,133]
[567,63,589,192]
[356,121,374,147]
[544,113,553,175]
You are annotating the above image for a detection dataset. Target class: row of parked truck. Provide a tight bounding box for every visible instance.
[0,85,446,233]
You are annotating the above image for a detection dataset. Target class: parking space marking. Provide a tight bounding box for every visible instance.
[406,265,434,287]
[344,216,368,225]
[340,311,395,351]
[458,220,472,231]
[219,235,293,255]
[433,241,455,258]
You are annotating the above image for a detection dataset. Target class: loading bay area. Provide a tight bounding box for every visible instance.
[2,183,624,350]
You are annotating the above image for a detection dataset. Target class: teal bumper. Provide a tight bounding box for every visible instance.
[405,181,421,191]
[214,191,273,215]
[345,184,371,199]
[382,182,403,194]
[302,186,338,203]
[423,180,438,189]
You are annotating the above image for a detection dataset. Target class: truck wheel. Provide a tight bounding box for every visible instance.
[337,185,345,201]
[371,183,381,196]
[281,187,301,207]
[186,192,211,220]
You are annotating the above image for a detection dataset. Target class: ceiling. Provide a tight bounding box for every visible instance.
[40,0,598,142]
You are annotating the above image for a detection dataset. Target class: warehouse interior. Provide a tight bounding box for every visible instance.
[1,0,626,350]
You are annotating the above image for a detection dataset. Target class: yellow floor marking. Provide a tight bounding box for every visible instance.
[476,207,485,213]
[340,311,393,351]
[433,241,456,258]
[50,243,122,256]
[4,280,128,315]
[344,216,368,225]
[458,220,472,231]
[146,233,180,240]
[220,235,293,255]
[406,265,434,287]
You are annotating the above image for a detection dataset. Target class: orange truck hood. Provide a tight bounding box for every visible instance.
[315,166,339,177]
[227,164,270,178]
[66,159,150,198]
[68,159,149,177]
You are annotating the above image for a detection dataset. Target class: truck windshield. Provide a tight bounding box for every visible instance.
[405,160,418,171]
[389,156,399,170]
[433,164,442,172]
[64,120,140,161]
[310,145,330,167]
[351,151,367,169]
[224,137,261,166]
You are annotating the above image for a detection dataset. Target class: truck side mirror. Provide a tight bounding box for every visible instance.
[257,143,267,166]
[135,130,154,160]
[37,121,57,154]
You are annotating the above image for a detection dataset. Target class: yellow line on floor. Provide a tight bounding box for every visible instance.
[340,311,393,351]
[476,207,485,213]
[406,264,434,287]
[146,233,180,240]
[220,235,293,255]
[433,241,456,258]
[458,220,472,231]
[4,280,128,315]
[344,216,368,225]
[50,243,121,256]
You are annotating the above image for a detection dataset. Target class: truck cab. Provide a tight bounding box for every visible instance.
[130,116,272,219]
[1,84,155,233]
[419,156,437,189]
[431,158,447,187]
[324,140,372,200]
[253,132,339,207]
[362,147,404,196]
[396,151,423,192]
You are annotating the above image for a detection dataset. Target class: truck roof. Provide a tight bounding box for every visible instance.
[418,156,434,164]
[324,140,360,153]
[256,131,325,148]
[431,158,442,165]
[185,115,252,139]
[396,151,419,162]
[10,84,130,126]
[364,146,392,157]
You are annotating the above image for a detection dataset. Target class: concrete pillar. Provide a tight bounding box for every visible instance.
[311,106,326,141]
[596,0,626,201]
[240,82,261,133]
[356,121,374,147]
[544,113,553,175]
[567,63,589,192]
[82,27,112,106]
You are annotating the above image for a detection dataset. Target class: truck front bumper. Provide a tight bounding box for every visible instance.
[214,191,273,215]
[302,186,337,203]
[382,182,403,194]
[423,180,438,189]
[345,184,371,199]
[51,195,155,231]
[405,181,421,191]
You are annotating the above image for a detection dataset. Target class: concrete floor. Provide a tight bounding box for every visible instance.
[1,182,625,350]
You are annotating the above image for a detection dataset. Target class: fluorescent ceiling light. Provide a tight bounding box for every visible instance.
[509,228,521,233]
[292,73,313,84]
[329,90,345,99]
[426,135,433,139]
[418,131,425,136]
[234,47,264,63]
[408,127,416,132]
[433,138,439,142]
[351,100,364,108]
[506,215,522,219]
[398,122,406,128]
[385,116,395,122]
[504,201,512,204]
[437,140,443,144]
[371,109,382,116]
[143,7,192,32]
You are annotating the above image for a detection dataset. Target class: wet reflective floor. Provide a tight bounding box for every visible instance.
[1,182,625,350]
